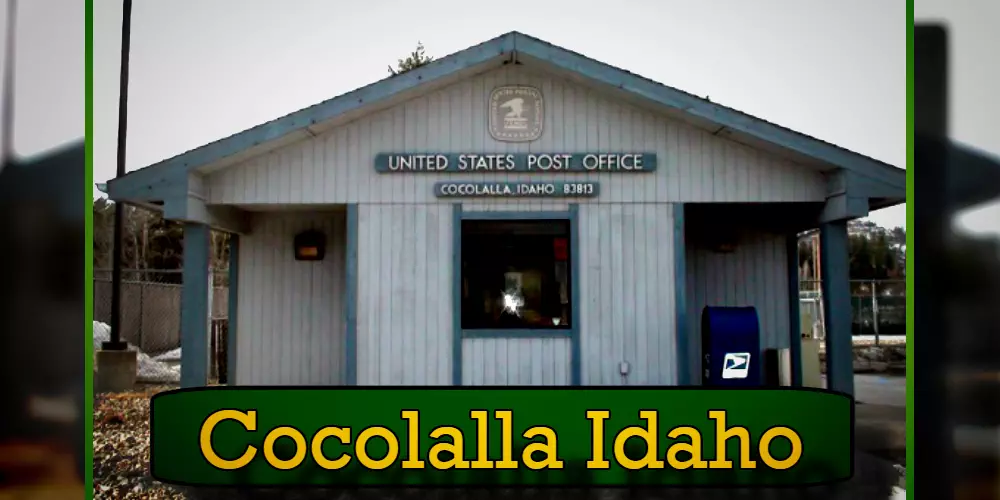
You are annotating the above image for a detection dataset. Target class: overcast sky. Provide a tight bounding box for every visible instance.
[84,0,992,234]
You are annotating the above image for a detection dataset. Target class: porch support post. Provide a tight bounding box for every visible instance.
[180,222,210,388]
[226,234,239,385]
[344,204,358,386]
[673,203,690,385]
[786,233,803,386]
[819,221,854,396]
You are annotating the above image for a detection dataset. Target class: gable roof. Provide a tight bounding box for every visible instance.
[107,31,905,205]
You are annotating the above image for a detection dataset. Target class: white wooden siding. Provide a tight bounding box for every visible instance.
[206,65,826,205]
[356,204,453,385]
[462,338,572,385]
[684,231,791,383]
[579,203,678,385]
[235,211,346,385]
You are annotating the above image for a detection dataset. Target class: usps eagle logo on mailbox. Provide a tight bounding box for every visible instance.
[489,85,543,142]
[721,352,751,379]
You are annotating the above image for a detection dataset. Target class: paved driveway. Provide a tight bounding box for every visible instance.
[822,374,907,407]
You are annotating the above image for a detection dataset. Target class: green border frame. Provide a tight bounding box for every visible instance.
[84,0,95,497]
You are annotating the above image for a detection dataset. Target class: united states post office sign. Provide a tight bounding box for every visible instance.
[374,153,657,173]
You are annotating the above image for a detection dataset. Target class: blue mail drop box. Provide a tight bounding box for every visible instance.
[701,306,762,387]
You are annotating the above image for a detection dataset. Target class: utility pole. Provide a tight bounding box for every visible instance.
[104,0,132,350]
[1,0,16,171]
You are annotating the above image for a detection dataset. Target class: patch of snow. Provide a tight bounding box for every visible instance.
[93,321,179,383]
[890,486,906,499]
[153,348,182,362]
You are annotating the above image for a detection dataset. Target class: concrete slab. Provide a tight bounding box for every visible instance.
[95,349,137,393]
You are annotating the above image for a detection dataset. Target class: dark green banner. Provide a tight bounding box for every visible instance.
[149,387,852,487]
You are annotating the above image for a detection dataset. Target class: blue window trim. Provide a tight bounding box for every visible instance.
[462,329,571,339]
[452,206,582,386]
[673,203,690,385]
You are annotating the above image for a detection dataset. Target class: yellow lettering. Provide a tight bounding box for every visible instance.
[495,410,518,468]
[612,410,665,469]
[708,410,756,469]
[400,410,425,469]
[586,410,611,469]
[470,410,493,469]
[522,426,563,469]
[262,426,307,470]
[199,409,257,470]
[428,426,469,469]
[758,427,802,470]
[665,426,709,469]
[311,426,351,470]
[355,426,399,470]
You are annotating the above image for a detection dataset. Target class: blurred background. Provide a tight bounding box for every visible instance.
[914,1,1000,500]
[0,0,85,496]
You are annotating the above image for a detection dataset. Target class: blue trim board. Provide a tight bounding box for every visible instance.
[344,205,359,386]
[786,233,803,387]
[180,223,210,388]
[226,235,239,385]
[107,32,903,206]
[819,221,854,397]
[459,210,574,221]
[451,206,581,386]
[462,329,572,339]
[568,204,582,386]
[451,204,464,386]
[673,204,690,385]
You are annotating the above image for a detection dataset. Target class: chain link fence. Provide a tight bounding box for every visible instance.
[93,268,230,384]
[799,279,906,343]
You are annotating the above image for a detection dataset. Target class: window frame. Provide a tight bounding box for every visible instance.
[459,217,574,335]
[453,208,580,340]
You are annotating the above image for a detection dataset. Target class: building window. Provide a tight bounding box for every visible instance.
[461,219,572,331]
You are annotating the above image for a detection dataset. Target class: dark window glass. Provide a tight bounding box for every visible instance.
[460,219,572,330]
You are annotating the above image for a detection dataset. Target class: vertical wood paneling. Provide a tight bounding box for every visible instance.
[235,212,346,385]
[206,66,827,205]
[356,204,453,385]
[462,338,571,385]
[578,204,677,385]
[684,231,791,383]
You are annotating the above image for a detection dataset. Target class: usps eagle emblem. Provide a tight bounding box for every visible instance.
[489,85,543,142]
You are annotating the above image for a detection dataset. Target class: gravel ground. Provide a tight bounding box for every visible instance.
[93,386,184,499]
[94,387,901,500]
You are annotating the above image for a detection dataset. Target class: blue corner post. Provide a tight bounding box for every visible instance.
[819,221,854,396]
[344,205,359,386]
[180,223,210,388]
[786,233,803,386]
[673,203,690,385]
[226,235,239,385]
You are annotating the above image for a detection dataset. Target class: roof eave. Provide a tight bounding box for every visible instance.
[108,30,905,201]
